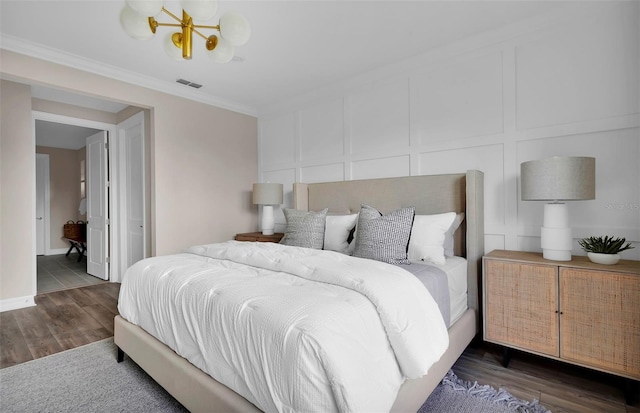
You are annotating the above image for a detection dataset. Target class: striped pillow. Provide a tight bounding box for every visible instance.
[280,208,328,249]
[352,204,415,264]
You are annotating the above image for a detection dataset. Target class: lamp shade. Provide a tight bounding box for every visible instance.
[219,12,251,46]
[181,0,218,20]
[521,156,595,201]
[120,6,155,40]
[163,32,184,61]
[125,0,164,17]
[252,183,283,205]
[206,36,234,63]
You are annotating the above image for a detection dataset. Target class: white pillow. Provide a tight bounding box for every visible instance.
[408,212,457,265]
[444,213,465,257]
[324,214,358,253]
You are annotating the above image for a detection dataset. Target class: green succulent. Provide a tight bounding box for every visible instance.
[578,236,635,254]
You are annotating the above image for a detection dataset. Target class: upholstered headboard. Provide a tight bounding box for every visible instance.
[292,170,484,327]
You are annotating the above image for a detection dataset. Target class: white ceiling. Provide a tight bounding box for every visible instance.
[0,0,579,118]
[35,120,102,150]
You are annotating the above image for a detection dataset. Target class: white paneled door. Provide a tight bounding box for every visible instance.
[118,112,145,273]
[35,154,49,256]
[86,131,109,280]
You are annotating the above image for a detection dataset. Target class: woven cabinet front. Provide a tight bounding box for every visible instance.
[484,260,560,357]
[560,268,640,380]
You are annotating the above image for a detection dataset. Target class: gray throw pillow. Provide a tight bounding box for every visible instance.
[352,204,415,264]
[280,208,328,249]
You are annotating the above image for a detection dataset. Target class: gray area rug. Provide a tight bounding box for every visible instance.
[0,338,549,412]
[419,370,549,413]
[0,339,187,413]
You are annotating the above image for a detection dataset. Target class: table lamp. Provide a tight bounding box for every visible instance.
[252,183,283,235]
[521,156,595,261]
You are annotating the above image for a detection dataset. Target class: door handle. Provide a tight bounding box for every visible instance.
[36,217,43,220]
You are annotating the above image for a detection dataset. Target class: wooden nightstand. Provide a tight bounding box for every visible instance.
[235,232,284,243]
[482,250,640,403]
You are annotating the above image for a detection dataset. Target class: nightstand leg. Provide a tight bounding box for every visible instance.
[502,347,511,368]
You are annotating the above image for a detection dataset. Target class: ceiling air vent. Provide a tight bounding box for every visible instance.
[176,79,203,89]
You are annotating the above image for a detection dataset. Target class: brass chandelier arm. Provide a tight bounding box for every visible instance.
[191,28,209,41]
[152,7,221,41]
[154,22,183,28]
[161,7,183,23]
[192,24,221,30]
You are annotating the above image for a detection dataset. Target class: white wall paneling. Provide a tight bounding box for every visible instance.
[348,78,410,154]
[260,113,296,168]
[300,163,345,184]
[515,3,638,130]
[411,50,504,144]
[257,2,640,259]
[485,234,507,256]
[351,155,411,181]
[419,144,505,235]
[299,99,344,162]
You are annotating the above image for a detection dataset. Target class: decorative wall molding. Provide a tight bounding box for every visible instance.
[257,2,639,259]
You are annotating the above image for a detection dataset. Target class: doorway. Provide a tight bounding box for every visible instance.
[33,110,146,291]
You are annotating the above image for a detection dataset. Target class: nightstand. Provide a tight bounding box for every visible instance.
[235,232,284,243]
[482,250,640,403]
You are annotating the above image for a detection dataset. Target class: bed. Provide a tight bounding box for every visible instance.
[114,170,484,413]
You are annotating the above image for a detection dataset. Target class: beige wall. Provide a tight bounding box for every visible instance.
[0,50,258,306]
[36,146,82,250]
[1,80,36,303]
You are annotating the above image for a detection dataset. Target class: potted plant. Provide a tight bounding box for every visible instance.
[578,235,635,265]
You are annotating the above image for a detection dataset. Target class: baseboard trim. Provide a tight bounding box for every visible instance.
[0,295,36,312]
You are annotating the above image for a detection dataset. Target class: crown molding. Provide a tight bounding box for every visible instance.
[0,34,257,117]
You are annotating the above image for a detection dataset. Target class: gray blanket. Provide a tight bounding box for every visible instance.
[396,263,451,327]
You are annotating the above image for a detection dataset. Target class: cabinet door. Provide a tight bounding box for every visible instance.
[484,260,559,356]
[560,268,640,380]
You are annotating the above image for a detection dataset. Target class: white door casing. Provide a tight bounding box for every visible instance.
[35,154,49,255]
[86,131,109,280]
[117,112,146,275]
[32,110,146,287]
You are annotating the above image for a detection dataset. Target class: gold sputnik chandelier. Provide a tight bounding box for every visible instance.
[120,0,250,62]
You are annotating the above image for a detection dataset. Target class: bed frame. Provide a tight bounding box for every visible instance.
[114,170,484,413]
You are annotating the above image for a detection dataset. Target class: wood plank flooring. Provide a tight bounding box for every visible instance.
[1,282,637,412]
[0,283,120,368]
[453,342,639,413]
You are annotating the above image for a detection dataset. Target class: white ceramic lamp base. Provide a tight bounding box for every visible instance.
[261,205,275,235]
[540,203,572,261]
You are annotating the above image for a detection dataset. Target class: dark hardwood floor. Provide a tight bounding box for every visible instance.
[0,283,120,368]
[453,342,639,413]
[1,282,637,412]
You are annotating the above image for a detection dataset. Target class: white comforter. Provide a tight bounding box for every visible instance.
[118,241,448,413]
